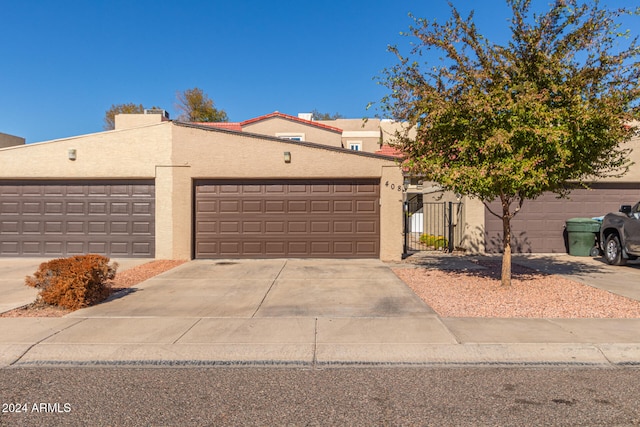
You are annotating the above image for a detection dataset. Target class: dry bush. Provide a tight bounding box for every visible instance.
[25,254,118,310]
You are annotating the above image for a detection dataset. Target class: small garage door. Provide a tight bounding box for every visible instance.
[485,183,640,253]
[194,179,380,258]
[0,180,155,257]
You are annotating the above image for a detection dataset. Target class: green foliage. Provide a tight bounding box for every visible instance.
[419,234,448,249]
[175,87,228,122]
[25,255,118,310]
[378,0,640,285]
[103,103,144,130]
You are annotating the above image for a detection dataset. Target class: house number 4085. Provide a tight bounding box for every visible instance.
[384,181,404,192]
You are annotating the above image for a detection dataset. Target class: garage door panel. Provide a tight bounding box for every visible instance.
[265,241,286,255]
[287,221,307,233]
[242,221,262,233]
[311,221,330,233]
[195,179,380,258]
[310,184,330,193]
[356,221,377,233]
[334,200,354,212]
[310,242,331,254]
[334,241,354,254]
[44,221,62,233]
[45,202,63,214]
[0,180,155,258]
[266,221,285,233]
[220,200,239,213]
[44,242,63,254]
[242,200,262,212]
[220,222,239,233]
[220,242,240,255]
[287,200,307,212]
[356,241,377,254]
[356,200,377,213]
[67,222,84,233]
[485,184,640,253]
[265,201,285,213]
[334,221,353,233]
[1,201,19,214]
[310,200,330,212]
[1,241,18,254]
[265,184,285,194]
[132,242,152,256]
[197,200,217,214]
[1,221,18,233]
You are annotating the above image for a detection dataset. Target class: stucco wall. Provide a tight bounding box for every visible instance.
[0,124,173,178]
[242,117,342,148]
[170,124,403,260]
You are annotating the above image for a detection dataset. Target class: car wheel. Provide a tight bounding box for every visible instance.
[604,234,627,266]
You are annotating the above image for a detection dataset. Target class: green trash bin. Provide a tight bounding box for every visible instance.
[565,218,601,257]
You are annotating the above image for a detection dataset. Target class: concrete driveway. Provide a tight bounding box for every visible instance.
[69,259,435,318]
[0,259,42,313]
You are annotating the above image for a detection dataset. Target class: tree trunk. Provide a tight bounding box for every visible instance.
[501,204,512,287]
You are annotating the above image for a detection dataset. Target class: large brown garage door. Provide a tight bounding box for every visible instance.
[485,183,640,253]
[194,179,380,258]
[0,180,155,257]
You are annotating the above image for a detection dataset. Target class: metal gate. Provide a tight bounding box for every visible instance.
[403,197,464,257]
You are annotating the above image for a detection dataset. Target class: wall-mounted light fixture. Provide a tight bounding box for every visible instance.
[284,151,291,163]
[68,149,77,161]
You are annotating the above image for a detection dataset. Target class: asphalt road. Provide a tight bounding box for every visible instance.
[1,366,639,426]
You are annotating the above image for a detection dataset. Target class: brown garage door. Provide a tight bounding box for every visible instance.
[485,183,640,253]
[0,180,155,257]
[194,179,380,258]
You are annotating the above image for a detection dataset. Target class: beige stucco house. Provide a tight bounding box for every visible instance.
[194,111,392,155]
[0,113,404,261]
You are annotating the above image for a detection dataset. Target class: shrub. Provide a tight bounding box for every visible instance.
[25,254,118,310]
[419,234,448,249]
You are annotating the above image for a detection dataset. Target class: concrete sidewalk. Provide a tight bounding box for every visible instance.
[1,256,640,368]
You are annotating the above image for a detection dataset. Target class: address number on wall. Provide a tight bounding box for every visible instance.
[384,181,404,192]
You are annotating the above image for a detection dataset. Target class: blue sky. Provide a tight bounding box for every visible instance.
[0,1,632,143]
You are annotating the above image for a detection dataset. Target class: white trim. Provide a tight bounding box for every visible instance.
[348,141,362,151]
[276,132,305,141]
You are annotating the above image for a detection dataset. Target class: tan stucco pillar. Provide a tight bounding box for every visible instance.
[380,165,405,261]
[154,165,192,259]
[460,197,486,253]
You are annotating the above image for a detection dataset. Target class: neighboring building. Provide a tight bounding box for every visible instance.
[401,134,640,255]
[0,132,25,148]
[0,112,404,261]
[193,111,402,156]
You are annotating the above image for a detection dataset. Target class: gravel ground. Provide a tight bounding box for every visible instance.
[393,258,640,318]
[1,260,185,318]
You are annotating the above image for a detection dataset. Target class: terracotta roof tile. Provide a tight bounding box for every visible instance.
[240,112,343,133]
[375,144,403,157]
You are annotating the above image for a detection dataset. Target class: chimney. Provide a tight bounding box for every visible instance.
[114,110,170,130]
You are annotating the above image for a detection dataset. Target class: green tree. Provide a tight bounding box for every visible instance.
[103,103,145,130]
[378,0,640,286]
[175,87,228,122]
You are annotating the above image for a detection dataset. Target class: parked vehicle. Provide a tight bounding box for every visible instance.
[600,202,640,265]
